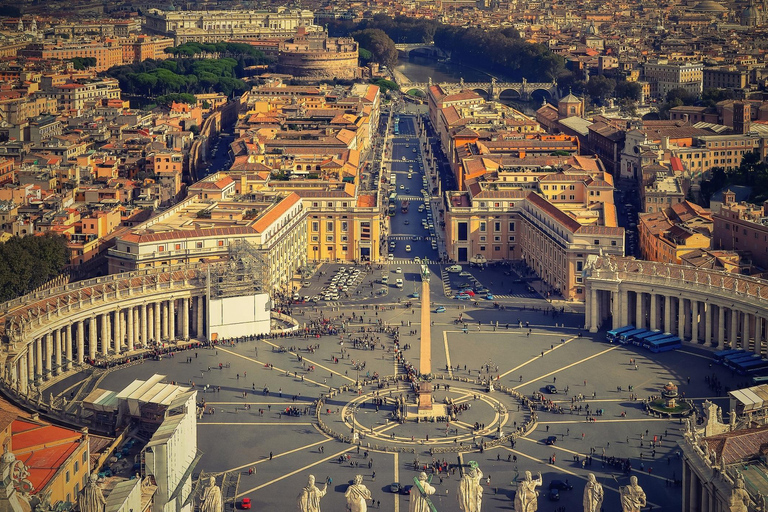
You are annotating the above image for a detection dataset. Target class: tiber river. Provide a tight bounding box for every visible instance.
[393,55,539,115]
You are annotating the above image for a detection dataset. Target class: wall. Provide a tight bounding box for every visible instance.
[208,293,271,339]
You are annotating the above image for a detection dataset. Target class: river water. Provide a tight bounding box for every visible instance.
[393,55,537,115]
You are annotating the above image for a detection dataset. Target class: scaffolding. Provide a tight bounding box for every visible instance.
[207,240,268,299]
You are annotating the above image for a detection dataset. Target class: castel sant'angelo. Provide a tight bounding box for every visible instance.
[277,28,360,81]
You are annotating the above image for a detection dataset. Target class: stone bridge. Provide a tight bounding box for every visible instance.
[402,78,559,101]
[394,43,445,58]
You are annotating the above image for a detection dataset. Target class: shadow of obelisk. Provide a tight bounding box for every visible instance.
[417,264,433,411]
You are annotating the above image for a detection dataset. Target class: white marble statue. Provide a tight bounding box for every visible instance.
[344,475,371,512]
[79,473,106,512]
[619,476,646,512]
[297,475,327,512]
[514,471,542,512]
[582,473,603,512]
[728,476,750,512]
[457,462,483,512]
[200,477,222,512]
[409,472,435,512]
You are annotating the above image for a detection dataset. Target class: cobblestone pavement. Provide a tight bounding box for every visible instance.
[92,296,745,512]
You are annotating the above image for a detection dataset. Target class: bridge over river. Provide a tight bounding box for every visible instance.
[400,77,559,102]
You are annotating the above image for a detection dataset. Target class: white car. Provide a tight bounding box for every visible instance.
[414,257,421,263]
[405,245,412,252]
[388,253,394,261]
[395,267,402,274]
[395,278,404,288]
[446,265,462,273]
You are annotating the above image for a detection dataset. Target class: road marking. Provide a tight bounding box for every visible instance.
[514,345,620,390]
[394,452,400,512]
[443,331,453,377]
[538,418,673,425]
[236,446,354,496]
[226,438,333,475]
[200,422,313,426]
[217,347,326,388]
[502,447,660,507]
[498,337,576,380]
[261,339,355,383]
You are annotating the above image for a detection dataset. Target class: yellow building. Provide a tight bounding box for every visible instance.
[638,203,713,264]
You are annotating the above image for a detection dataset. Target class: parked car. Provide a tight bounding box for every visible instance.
[390,483,401,493]
[456,292,471,300]
[459,271,471,277]
[485,294,495,300]
[546,385,558,394]
[405,245,412,252]
[446,265,462,273]
[240,499,251,510]
[545,436,557,445]
[435,306,446,313]
[395,278,404,288]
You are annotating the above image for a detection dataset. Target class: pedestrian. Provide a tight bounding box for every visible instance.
[269,451,273,460]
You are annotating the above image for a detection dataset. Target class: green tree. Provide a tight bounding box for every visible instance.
[352,29,398,69]
[615,81,642,102]
[585,75,616,105]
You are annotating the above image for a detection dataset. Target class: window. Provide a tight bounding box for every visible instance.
[479,222,486,232]
[577,261,583,271]
[327,222,335,232]
[480,246,486,251]
[341,221,348,232]
[311,236,319,242]
[342,246,348,251]
[494,222,500,232]
[312,221,319,232]
[83,452,88,463]
[341,236,348,242]
[66,471,70,483]
[494,246,501,251]
[175,244,181,250]
[326,235,334,242]
[576,288,583,294]
[217,240,224,247]
[327,246,333,252]
[611,240,617,246]
[479,235,487,242]
[494,236,501,242]
[157,245,164,252]
[458,222,468,241]
[594,240,600,245]
[509,236,515,242]
[509,222,515,231]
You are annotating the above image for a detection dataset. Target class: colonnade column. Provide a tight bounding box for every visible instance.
[134,307,140,348]
[717,306,725,347]
[196,296,205,340]
[744,311,751,349]
[756,317,764,356]
[731,309,740,348]
[53,329,61,376]
[650,293,658,331]
[678,298,685,339]
[126,307,134,352]
[169,299,176,340]
[44,333,52,380]
[64,325,72,371]
[691,300,699,344]
[704,303,712,346]
[141,304,148,348]
[35,338,42,383]
[19,355,27,394]
[182,298,190,339]
[636,292,643,329]
[664,295,672,333]
[101,314,108,355]
[114,309,121,356]
[620,290,629,327]
[27,348,34,387]
[89,316,97,361]
[589,288,598,333]
[77,320,84,365]
[155,302,162,342]
[162,301,168,340]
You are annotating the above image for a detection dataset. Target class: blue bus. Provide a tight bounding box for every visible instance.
[648,336,682,353]
[738,358,768,375]
[714,349,742,363]
[606,326,635,343]
[722,351,751,364]
[642,333,674,349]
[631,330,661,347]
[726,354,761,370]
[619,328,647,344]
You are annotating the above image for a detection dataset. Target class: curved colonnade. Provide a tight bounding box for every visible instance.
[0,263,212,396]
[585,256,768,354]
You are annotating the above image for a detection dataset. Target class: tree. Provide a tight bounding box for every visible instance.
[702,87,736,108]
[351,29,398,69]
[0,234,69,302]
[585,75,616,105]
[615,81,642,102]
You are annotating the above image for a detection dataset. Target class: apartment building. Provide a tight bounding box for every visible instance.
[713,195,768,270]
[21,40,124,72]
[445,173,624,300]
[643,174,685,213]
[643,60,704,99]
[107,191,307,294]
[142,8,322,44]
[702,65,749,91]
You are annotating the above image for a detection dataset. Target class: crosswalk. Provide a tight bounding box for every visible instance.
[395,195,426,201]
[386,259,440,265]
[440,268,452,297]
[387,235,437,241]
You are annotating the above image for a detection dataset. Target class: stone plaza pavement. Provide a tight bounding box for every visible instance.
[94,301,745,512]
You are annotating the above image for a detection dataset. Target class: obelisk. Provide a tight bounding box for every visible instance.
[417,264,433,410]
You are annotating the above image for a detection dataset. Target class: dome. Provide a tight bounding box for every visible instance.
[559,92,581,104]
[742,4,761,25]
[690,0,728,12]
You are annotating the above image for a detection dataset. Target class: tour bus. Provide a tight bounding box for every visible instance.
[640,332,673,350]
[647,336,682,353]
[737,358,768,375]
[725,353,762,370]
[618,328,647,344]
[606,326,635,343]
[631,330,662,347]
[728,355,762,372]
[714,349,743,363]
[720,350,751,365]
